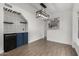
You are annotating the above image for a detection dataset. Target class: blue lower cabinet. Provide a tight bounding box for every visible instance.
[16,32,28,47]
[16,33,24,47]
[23,32,28,44]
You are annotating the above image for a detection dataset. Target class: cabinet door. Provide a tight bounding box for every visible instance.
[23,32,28,44]
[16,33,23,47]
[4,34,16,52]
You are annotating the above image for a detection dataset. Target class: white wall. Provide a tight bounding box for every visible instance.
[0,4,3,53]
[47,10,72,45]
[9,4,44,43]
[72,3,79,55]
[4,8,28,34]
[0,3,44,54]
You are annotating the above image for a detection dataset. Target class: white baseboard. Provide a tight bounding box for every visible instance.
[28,37,43,43]
[47,39,71,45]
[0,50,4,54]
[28,38,71,45]
[28,39,39,43]
[73,42,79,56]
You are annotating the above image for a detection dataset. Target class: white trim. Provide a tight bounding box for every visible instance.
[28,39,40,43]
[47,39,72,45]
[0,50,4,54]
[28,37,43,43]
[73,41,79,56]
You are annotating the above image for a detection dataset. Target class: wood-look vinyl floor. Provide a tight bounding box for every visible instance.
[0,39,78,56]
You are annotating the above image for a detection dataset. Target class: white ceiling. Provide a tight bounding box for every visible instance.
[11,3,73,13]
[29,3,73,13]
[46,3,73,11]
[11,3,73,18]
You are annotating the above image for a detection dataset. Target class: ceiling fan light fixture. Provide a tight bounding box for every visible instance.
[36,9,50,19]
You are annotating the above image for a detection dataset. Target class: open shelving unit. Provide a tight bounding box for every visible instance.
[20,21,27,24]
[4,22,14,24]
